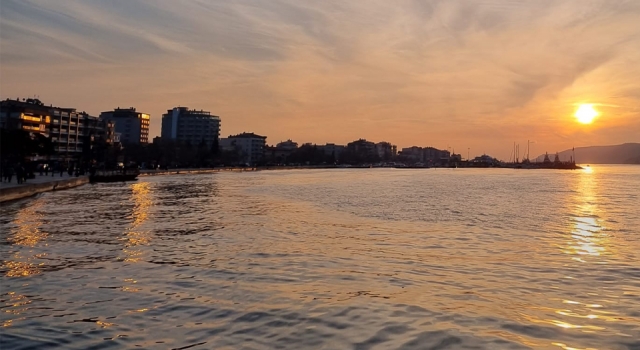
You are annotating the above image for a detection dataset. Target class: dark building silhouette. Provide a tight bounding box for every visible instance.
[100,107,150,144]
[161,107,220,147]
[0,98,114,162]
[220,132,266,165]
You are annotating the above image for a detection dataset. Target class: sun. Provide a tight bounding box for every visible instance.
[575,104,598,124]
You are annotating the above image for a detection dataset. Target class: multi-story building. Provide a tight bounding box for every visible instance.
[100,107,150,144]
[0,98,51,136]
[161,107,220,147]
[0,98,114,162]
[399,146,451,165]
[423,146,450,162]
[347,139,376,156]
[319,143,346,160]
[219,132,267,166]
[375,141,397,161]
[276,139,298,152]
[274,139,298,164]
[400,146,424,162]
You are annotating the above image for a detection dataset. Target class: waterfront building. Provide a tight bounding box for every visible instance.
[274,139,298,164]
[0,98,51,136]
[100,107,150,144]
[161,107,221,147]
[400,146,423,162]
[375,142,397,161]
[319,143,346,160]
[423,147,450,166]
[276,139,298,152]
[51,109,113,162]
[398,146,450,165]
[343,139,378,163]
[219,132,267,166]
[347,139,377,157]
[0,98,114,162]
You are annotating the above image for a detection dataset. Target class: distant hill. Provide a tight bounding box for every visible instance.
[534,143,640,164]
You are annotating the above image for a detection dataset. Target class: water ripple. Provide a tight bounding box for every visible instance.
[1,166,639,349]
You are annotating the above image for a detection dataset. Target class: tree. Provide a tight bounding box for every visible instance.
[0,129,54,163]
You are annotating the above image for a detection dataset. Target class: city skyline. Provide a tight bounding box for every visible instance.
[2,0,639,159]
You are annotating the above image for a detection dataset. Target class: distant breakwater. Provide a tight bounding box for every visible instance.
[139,167,258,177]
[139,165,340,177]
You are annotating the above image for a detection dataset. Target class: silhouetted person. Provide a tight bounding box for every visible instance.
[60,166,64,177]
[15,164,24,184]
[44,165,49,176]
[3,166,13,183]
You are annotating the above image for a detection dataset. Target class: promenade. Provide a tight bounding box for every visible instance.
[0,173,89,203]
[0,173,82,189]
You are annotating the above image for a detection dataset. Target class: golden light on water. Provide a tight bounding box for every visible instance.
[575,104,598,124]
[123,182,153,263]
[2,199,47,278]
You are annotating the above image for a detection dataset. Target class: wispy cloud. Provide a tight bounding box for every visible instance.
[1,0,638,157]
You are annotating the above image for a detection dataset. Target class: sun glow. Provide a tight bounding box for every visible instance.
[574,104,598,124]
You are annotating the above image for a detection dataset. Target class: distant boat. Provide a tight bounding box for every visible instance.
[90,169,140,183]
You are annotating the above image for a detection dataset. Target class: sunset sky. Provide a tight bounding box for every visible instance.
[1,0,639,159]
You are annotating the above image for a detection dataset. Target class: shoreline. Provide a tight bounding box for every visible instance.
[1,163,626,203]
[0,176,90,203]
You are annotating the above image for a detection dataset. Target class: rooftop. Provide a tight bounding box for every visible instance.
[1,98,88,114]
[167,107,220,119]
[228,132,266,139]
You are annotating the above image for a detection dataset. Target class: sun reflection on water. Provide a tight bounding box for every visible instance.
[122,182,153,263]
[563,166,611,261]
[2,199,47,278]
[542,166,621,344]
[1,199,48,328]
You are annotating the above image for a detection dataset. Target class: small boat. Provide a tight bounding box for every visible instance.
[90,169,140,183]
